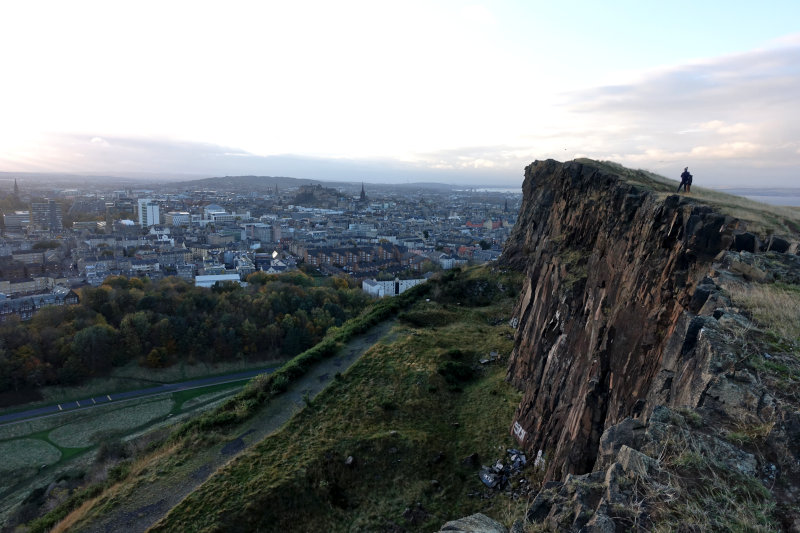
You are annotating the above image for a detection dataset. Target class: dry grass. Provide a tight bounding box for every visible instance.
[580,159,800,236]
[683,187,800,236]
[50,441,184,532]
[649,428,778,532]
[727,282,800,342]
[50,495,104,533]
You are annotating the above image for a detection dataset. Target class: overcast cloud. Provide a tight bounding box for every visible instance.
[0,134,512,186]
[0,2,798,188]
[556,40,800,185]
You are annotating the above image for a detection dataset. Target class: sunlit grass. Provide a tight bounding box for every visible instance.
[727,282,800,342]
[580,158,800,236]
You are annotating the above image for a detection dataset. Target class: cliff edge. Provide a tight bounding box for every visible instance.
[500,159,800,531]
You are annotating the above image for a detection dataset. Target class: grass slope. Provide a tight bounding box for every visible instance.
[22,277,426,532]
[148,268,524,532]
[579,158,800,236]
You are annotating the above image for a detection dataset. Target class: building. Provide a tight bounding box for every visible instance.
[3,210,30,230]
[138,199,160,227]
[30,200,63,231]
[176,263,195,281]
[211,211,250,223]
[195,273,242,288]
[203,204,226,218]
[0,286,79,322]
[242,223,275,243]
[362,277,426,297]
[163,211,190,226]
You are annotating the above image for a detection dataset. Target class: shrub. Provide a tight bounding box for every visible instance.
[437,361,475,385]
[270,374,290,393]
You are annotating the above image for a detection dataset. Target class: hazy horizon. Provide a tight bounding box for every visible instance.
[1,2,799,187]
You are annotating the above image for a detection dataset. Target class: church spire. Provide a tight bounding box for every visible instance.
[360,182,366,201]
[13,179,19,196]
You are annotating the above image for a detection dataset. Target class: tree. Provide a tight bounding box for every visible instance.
[144,347,168,368]
[71,324,119,374]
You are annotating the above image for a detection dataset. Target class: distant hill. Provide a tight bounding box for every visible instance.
[171,175,455,193]
[172,175,325,191]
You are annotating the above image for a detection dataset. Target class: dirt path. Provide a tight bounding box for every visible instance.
[78,319,397,533]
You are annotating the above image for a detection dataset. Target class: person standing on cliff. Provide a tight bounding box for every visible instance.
[678,167,692,193]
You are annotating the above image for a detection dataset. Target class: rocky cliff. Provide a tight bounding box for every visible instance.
[500,159,800,530]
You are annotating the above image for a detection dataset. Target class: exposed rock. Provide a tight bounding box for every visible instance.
[732,232,761,252]
[767,235,791,253]
[502,160,733,480]
[494,159,800,531]
[439,513,508,533]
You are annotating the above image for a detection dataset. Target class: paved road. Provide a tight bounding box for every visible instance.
[0,367,277,426]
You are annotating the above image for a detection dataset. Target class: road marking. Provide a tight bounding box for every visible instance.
[107,395,112,401]
[92,398,96,404]
[58,404,62,411]
[76,400,80,407]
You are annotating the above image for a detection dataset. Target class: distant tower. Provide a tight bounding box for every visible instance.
[274,184,279,196]
[13,179,19,197]
[137,198,160,227]
[360,182,366,202]
[31,199,63,231]
[504,199,508,213]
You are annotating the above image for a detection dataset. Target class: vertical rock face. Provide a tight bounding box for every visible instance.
[502,159,733,480]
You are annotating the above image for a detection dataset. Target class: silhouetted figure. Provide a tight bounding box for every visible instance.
[678,167,693,193]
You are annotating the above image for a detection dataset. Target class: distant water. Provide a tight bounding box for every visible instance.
[711,188,800,207]
[740,195,800,207]
[462,187,521,194]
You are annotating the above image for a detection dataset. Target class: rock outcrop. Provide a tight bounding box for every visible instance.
[503,159,734,478]
[500,159,800,530]
[439,513,509,533]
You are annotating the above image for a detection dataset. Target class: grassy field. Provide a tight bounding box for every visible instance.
[0,378,248,528]
[48,399,175,448]
[148,269,526,532]
[0,357,285,416]
[0,438,61,472]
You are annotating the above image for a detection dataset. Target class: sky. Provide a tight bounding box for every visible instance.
[1,0,799,187]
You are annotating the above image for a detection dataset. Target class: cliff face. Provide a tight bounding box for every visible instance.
[501,159,800,530]
[503,159,738,479]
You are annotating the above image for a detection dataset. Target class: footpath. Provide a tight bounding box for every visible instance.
[78,319,397,533]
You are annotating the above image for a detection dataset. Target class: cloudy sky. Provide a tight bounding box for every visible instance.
[1,1,799,186]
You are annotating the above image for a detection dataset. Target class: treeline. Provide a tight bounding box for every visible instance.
[0,271,370,394]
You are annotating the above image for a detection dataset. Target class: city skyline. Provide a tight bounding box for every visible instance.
[1,1,799,186]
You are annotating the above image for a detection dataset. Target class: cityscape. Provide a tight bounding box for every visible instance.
[0,175,520,321]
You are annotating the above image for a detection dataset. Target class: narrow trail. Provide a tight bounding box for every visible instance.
[77,319,397,533]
